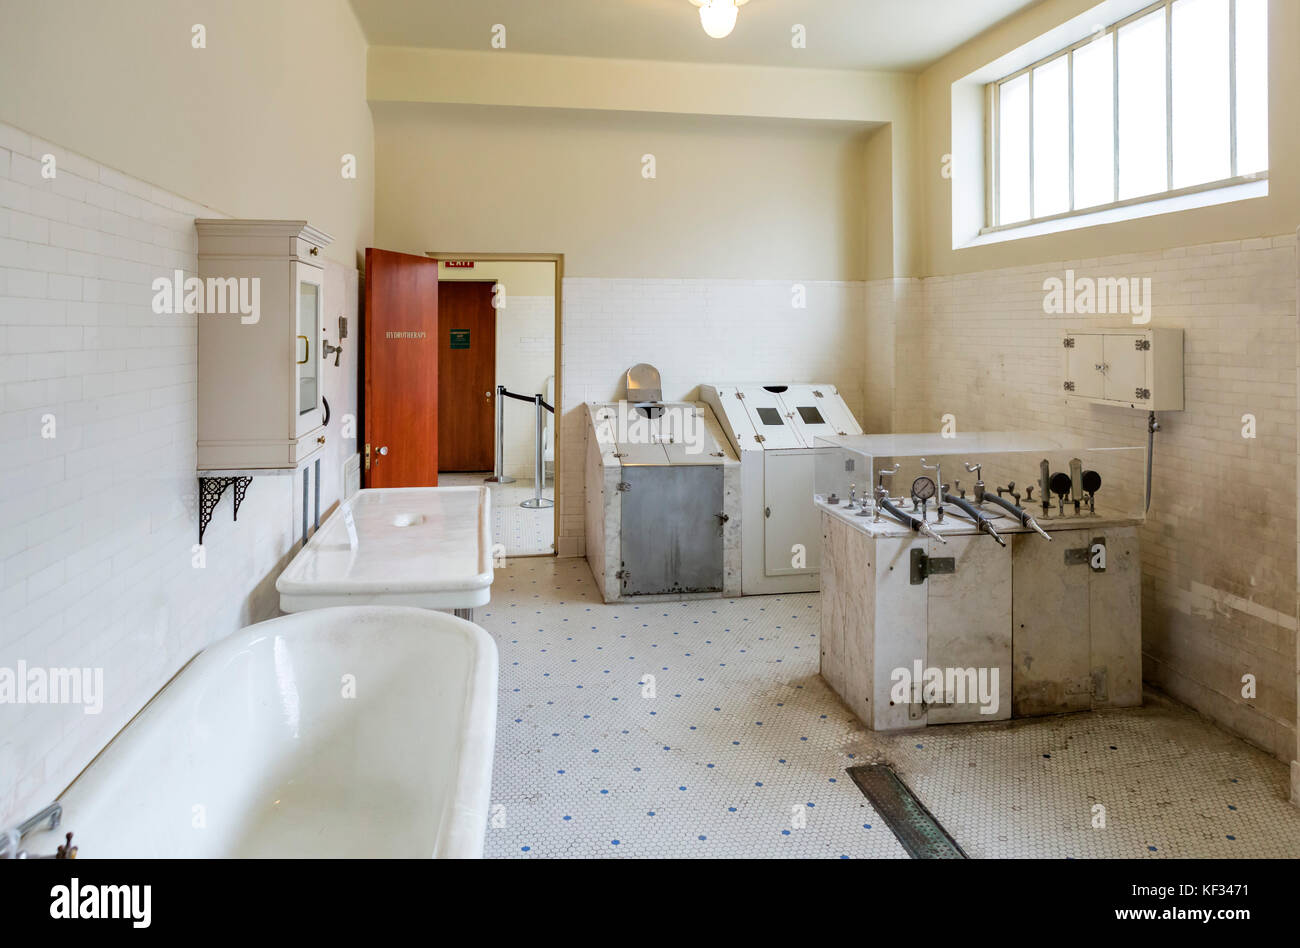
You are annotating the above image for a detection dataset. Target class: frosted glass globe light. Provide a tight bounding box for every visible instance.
[699,0,740,39]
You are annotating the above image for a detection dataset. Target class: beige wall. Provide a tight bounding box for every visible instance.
[373,101,873,280]
[0,0,374,267]
[886,0,1300,774]
[368,45,920,279]
[437,260,554,296]
[913,0,1300,278]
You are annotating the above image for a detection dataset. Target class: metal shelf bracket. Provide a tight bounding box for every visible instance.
[198,476,253,545]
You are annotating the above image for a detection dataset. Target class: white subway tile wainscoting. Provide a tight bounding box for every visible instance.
[0,121,361,823]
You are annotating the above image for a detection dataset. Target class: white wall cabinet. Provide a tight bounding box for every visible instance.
[196,220,333,471]
[1063,328,1183,411]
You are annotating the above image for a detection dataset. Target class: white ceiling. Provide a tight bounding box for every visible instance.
[348,0,1041,73]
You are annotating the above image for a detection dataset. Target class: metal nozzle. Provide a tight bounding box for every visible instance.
[1025,516,1053,541]
[981,521,1007,547]
[917,520,947,545]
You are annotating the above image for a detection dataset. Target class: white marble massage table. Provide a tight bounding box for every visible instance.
[276,486,494,620]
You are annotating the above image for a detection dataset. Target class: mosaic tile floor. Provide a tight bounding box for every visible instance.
[439,473,554,556]
[477,557,1300,859]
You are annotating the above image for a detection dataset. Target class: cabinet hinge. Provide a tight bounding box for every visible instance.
[1064,537,1106,572]
[754,434,766,444]
[1063,337,1075,348]
[617,481,632,492]
[910,548,956,585]
[1063,381,1076,392]
[1135,338,1151,351]
[1135,387,1150,400]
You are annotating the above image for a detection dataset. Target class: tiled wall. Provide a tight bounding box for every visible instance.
[875,235,1299,761]
[495,295,555,480]
[556,278,868,555]
[0,122,360,824]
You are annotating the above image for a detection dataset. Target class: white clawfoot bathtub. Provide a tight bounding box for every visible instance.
[25,606,498,858]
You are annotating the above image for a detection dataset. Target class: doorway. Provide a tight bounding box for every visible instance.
[430,253,561,557]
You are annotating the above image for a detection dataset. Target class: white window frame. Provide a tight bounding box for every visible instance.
[985,0,1268,234]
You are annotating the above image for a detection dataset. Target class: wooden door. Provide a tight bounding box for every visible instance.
[363,248,439,487]
[437,281,496,471]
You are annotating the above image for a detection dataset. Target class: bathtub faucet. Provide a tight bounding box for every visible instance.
[0,802,69,858]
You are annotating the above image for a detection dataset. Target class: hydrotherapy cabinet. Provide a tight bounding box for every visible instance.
[585,367,740,603]
[700,383,863,595]
[814,432,1146,730]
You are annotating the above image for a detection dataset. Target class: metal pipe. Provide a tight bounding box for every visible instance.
[942,491,1007,547]
[520,393,554,510]
[1145,410,1159,512]
[485,385,516,484]
[981,491,1053,540]
[876,489,947,544]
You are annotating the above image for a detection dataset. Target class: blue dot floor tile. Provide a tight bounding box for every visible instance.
[475,557,1300,859]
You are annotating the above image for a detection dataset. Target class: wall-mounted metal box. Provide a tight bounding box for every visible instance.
[1062,328,1183,411]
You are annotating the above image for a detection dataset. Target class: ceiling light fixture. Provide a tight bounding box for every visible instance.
[689,0,749,40]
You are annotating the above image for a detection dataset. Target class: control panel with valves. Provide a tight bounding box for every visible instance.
[819,447,1122,542]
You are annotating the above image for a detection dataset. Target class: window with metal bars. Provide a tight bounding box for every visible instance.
[987,0,1268,232]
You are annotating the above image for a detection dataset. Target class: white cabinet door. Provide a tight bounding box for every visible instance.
[763,450,820,575]
[1064,334,1105,399]
[1102,334,1148,403]
[926,535,1012,723]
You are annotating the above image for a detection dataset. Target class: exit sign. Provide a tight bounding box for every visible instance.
[444,260,475,269]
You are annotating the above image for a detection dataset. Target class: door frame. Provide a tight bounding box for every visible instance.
[426,251,564,558]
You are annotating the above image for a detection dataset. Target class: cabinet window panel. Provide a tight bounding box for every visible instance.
[1072,33,1115,209]
[998,72,1031,225]
[1032,55,1070,217]
[298,281,319,415]
[1117,7,1167,200]
[1172,0,1230,188]
[1235,0,1269,176]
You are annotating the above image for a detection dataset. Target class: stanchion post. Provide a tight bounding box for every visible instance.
[484,384,515,484]
[521,392,554,509]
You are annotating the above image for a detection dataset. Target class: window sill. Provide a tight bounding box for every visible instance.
[960,178,1269,249]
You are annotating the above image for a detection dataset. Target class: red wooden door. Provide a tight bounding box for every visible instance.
[363,248,439,487]
[437,281,497,471]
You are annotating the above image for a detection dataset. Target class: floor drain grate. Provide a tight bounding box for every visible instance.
[846,764,967,859]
